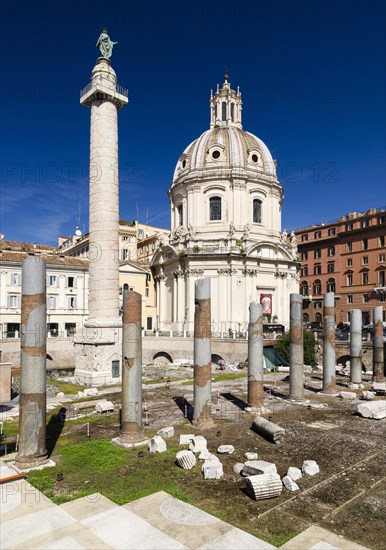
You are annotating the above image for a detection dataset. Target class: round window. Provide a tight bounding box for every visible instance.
[252,154,258,163]
[212,150,220,159]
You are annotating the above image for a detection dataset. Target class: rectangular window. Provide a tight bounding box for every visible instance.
[122,235,130,241]
[67,276,76,287]
[327,263,334,273]
[347,274,353,286]
[47,323,59,337]
[346,223,353,231]
[222,101,226,121]
[301,251,308,261]
[328,246,335,256]
[379,236,385,247]
[146,317,153,330]
[10,273,21,285]
[177,205,183,226]
[138,229,144,238]
[301,234,308,242]
[362,239,368,250]
[362,256,368,265]
[314,231,321,239]
[314,249,321,259]
[378,215,385,224]
[379,270,385,287]
[145,288,149,297]
[363,294,369,303]
[151,242,155,251]
[112,360,120,378]
[347,242,352,252]
[122,249,130,260]
[253,199,262,223]
[68,296,77,309]
[347,258,353,267]
[328,228,336,236]
[7,294,20,308]
[314,264,321,275]
[301,266,308,276]
[347,295,353,304]
[314,301,322,309]
[362,272,369,285]
[209,197,222,221]
[65,322,76,336]
[47,295,56,309]
[362,219,368,228]
[48,275,58,287]
[379,253,385,262]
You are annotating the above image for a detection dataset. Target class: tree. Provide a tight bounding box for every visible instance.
[274,330,317,367]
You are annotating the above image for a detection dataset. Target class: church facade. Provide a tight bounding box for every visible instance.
[152,77,299,334]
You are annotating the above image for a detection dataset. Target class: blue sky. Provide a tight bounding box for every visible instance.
[1,0,385,246]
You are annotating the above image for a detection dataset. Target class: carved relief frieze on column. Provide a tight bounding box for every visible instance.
[217,268,237,276]
[242,268,258,276]
[185,269,204,276]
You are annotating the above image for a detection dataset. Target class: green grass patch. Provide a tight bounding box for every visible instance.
[27,437,190,506]
[212,371,246,382]
[47,379,85,395]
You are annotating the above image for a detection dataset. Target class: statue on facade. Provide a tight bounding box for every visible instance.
[242,223,250,241]
[280,229,288,243]
[290,231,298,259]
[187,223,196,240]
[156,232,165,248]
[228,222,236,238]
[96,29,117,59]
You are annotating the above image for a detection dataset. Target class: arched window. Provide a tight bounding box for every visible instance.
[210,196,222,221]
[222,102,226,121]
[313,280,322,295]
[231,102,235,122]
[327,278,335,293]
[315,312,322,324]
[300,281,309,296]
[253,199,262,223]
[303,313,309,323]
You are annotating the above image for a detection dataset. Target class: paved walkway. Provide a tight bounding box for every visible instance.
[1,459,370,550]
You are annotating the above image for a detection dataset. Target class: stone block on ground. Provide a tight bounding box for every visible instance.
[282,475,299,491]
[149,435,167,453]
[357,400,386,420]
[179,434,195,445]
[233,463,244,475]
[302,460,320,476]
[157,426,175,438]
[189,435,207,453]
[372,382,386,393]
[84,388,99,396]
[217,445,234,454]
[95,400,114,413]
[243,460,277,476]
[287,466,302,481]
[56,392,65,398]
[202,459,223,479]
[176,450,196,469]
[199,450,218,461]
[361,391,376,401]
[244,452,259,460]
[339,391,357,400]
[246,473,282,500]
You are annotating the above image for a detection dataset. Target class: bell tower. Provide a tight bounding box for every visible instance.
[210,74,242,129]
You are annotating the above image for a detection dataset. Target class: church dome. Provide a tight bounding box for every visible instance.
[172,77,277,185]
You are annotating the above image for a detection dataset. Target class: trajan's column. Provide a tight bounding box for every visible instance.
[74,30,128,385]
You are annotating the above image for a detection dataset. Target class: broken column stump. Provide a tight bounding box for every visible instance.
[252,416,286,444]
[246,473,282,500]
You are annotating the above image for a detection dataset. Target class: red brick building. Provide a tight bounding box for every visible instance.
[295,208,386,325]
